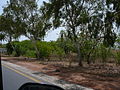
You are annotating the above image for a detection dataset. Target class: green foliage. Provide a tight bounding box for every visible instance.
[1,0,51,59]
[5,40,65,59]
[25,50,36,58]
[36,41,53,58]
[0,34,5,41]
[6,43,14,55]
[114,51,120,65]
[20,40,34,52]
[57,38,75,54]
[6,40,34,57]
[42,0,118,66]
[19,40,34,57]
[37,41,65,59]
[36,41,65,60]
[115,36,120,49]
[0,9,21,42]
[54,46,65,60]
[12,40,34,57]
[11,41,22,57]
[97,44,111,63]
[103,31,117,47]
[80,40,96,62]
[106,0,120,26]
[1,0,120,66]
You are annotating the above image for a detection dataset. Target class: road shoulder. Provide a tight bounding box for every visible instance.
[2,60,93,90]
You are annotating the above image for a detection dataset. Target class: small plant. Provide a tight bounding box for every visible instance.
[114,51,120,65]
[99,45,111,63]
[56,48,65,61]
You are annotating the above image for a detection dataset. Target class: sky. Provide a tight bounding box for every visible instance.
[0,0,61,42]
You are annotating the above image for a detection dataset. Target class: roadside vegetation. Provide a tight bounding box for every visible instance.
[0,0,120,66]
[0,0,120,89]
[2,38,120,66]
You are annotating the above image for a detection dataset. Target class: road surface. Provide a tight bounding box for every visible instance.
[2,65,40,90]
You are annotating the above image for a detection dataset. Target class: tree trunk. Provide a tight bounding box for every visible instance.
[87,56,90,64]
[87,52,92,65]
[32,40,40,60]
[75,42,83,67]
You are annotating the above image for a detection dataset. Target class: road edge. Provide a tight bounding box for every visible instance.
[2,61,93,90]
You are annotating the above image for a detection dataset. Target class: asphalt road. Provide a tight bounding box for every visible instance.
[2,65,39,90]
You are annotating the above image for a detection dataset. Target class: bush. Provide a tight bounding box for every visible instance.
[12,41,22,57]
[57,39,75,54]
[50,41,65,60]
[5,40,65,60]
[97,44,111,63]
[114,51,120,65]
[9,40,35,57]
[37,41,54,59]
[25,50,36,58]
[20,40,34,50]
[55,47,65,60]
[20,40,34,56]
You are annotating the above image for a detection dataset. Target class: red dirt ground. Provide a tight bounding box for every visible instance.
[2,57,120,90]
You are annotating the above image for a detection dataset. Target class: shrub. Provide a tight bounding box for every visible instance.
[36,41,54,59]
[98,44,111,63]
[55,47,65,60]
[25,50,36,58]
[114,51,120,65]
[20,40,34,56]
[12,41,21,57]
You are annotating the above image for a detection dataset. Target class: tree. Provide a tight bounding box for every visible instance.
[0,2,25,43]
[57,30,75,54]
[6,43,14,55]
[0,33,5,41]
[41,0,90,66]
[0,2,25,53]
[42,0,117,66]
[106,0,120,27]
[1,0,51,59]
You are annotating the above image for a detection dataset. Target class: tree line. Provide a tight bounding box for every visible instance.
[0,0,120,66]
